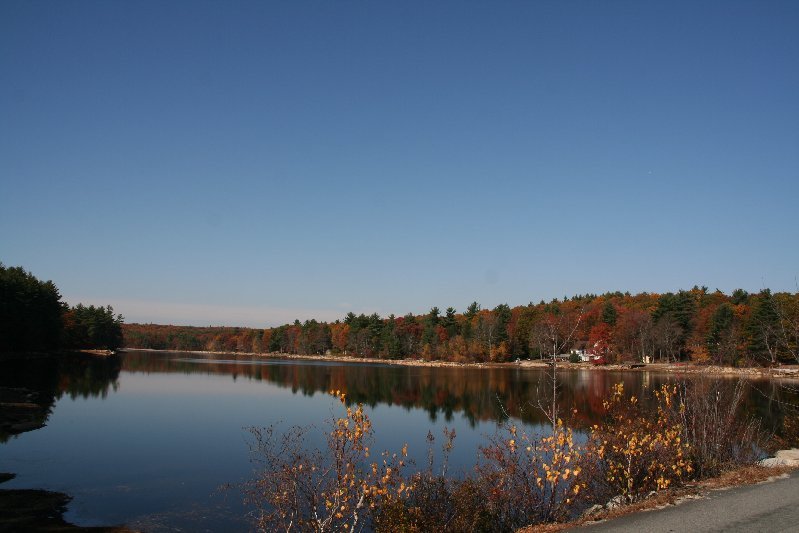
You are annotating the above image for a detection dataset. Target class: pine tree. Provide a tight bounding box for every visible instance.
[601,301,618,326]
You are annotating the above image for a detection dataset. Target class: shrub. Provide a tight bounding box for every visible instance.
[671,379,767,477]
[243,383,771,531]
[588,383,692,503]
[244,391,410,532]
[476,420,590,527]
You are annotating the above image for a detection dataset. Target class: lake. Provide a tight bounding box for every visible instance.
[1,350,795,531]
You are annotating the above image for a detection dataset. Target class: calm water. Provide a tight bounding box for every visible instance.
[0,351,795,531]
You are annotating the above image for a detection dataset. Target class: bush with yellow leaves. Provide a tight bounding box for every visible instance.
[476,418,590,526]
[244,391,410,532]
[589,383,692,503]
[243,382,766,531]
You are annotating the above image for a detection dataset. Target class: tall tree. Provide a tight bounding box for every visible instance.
[442,307,458,339]
[652,291,696,359]
[601,300,618,326]
[462,302,480,340]
[493,304,512,345]
[422,307,440,347]
[731,289,749,305]
[0,264,64,352]
[747,290,782,364]
[706,303,735,365]
[381,315,402,359]
[63,304,124,350]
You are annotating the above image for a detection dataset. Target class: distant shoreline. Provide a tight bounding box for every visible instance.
[121,348,799,380]
[0,349,117,362]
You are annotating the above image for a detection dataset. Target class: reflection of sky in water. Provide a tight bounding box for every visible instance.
[1,352,794,531]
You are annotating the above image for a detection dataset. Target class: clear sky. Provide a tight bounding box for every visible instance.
[2,1,797,327]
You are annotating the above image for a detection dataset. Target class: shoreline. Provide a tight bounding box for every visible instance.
[121,348,799,380]
[0,349,117,362]
[0,479,131,532]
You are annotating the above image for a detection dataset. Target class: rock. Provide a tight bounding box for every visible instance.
[605,495,627,510]
[758,448,799,468]
[759,458,791,467]
[581,504,605,518]
[776,449,799,463]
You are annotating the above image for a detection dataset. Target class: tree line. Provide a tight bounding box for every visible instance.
[123,286,799,366]
[0,264,124,353]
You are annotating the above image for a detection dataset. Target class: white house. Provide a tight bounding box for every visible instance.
[570,348,602,363]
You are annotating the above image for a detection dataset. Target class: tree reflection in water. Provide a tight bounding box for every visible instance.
[121,351,798,442]
[0,353,122,442]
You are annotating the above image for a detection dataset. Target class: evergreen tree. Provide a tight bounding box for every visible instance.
[747,290,781,364]
[706,303,734,364]
[0,264,123,353]
[0,264,65,352]
[493,304,512,344]
[381,315,402,358]
[731,289,749,305]
[462,302,479,341]
[652,290,696,358]
[422,307,440,347]
[442,307,458,338]
[601,301,618,326]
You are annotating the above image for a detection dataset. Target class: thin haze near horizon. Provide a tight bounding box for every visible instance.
[1,1,797,327]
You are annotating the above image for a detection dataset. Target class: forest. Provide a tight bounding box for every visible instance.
[0,264,124,353]
[123,287,799,367]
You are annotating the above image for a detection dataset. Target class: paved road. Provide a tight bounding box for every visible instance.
[582,471,799,532]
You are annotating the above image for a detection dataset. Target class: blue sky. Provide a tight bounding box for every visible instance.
[2,1,797,327]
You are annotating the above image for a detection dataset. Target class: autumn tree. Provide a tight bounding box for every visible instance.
[331,322,350,354]
[652,317,682,363]
[773,292,799,363]
[588,322,613,361]
[299,320,331,355]
[474,310,498,361]
[614,309,654,362]
[118,287,797,368]
[397,313,422,357]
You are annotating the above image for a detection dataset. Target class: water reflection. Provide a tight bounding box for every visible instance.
[0,354,125,531]
[1,350,797,532]
[0,353,121,442]
[121,351,798,437]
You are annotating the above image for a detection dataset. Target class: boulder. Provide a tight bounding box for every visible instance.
[758,448,799,467]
